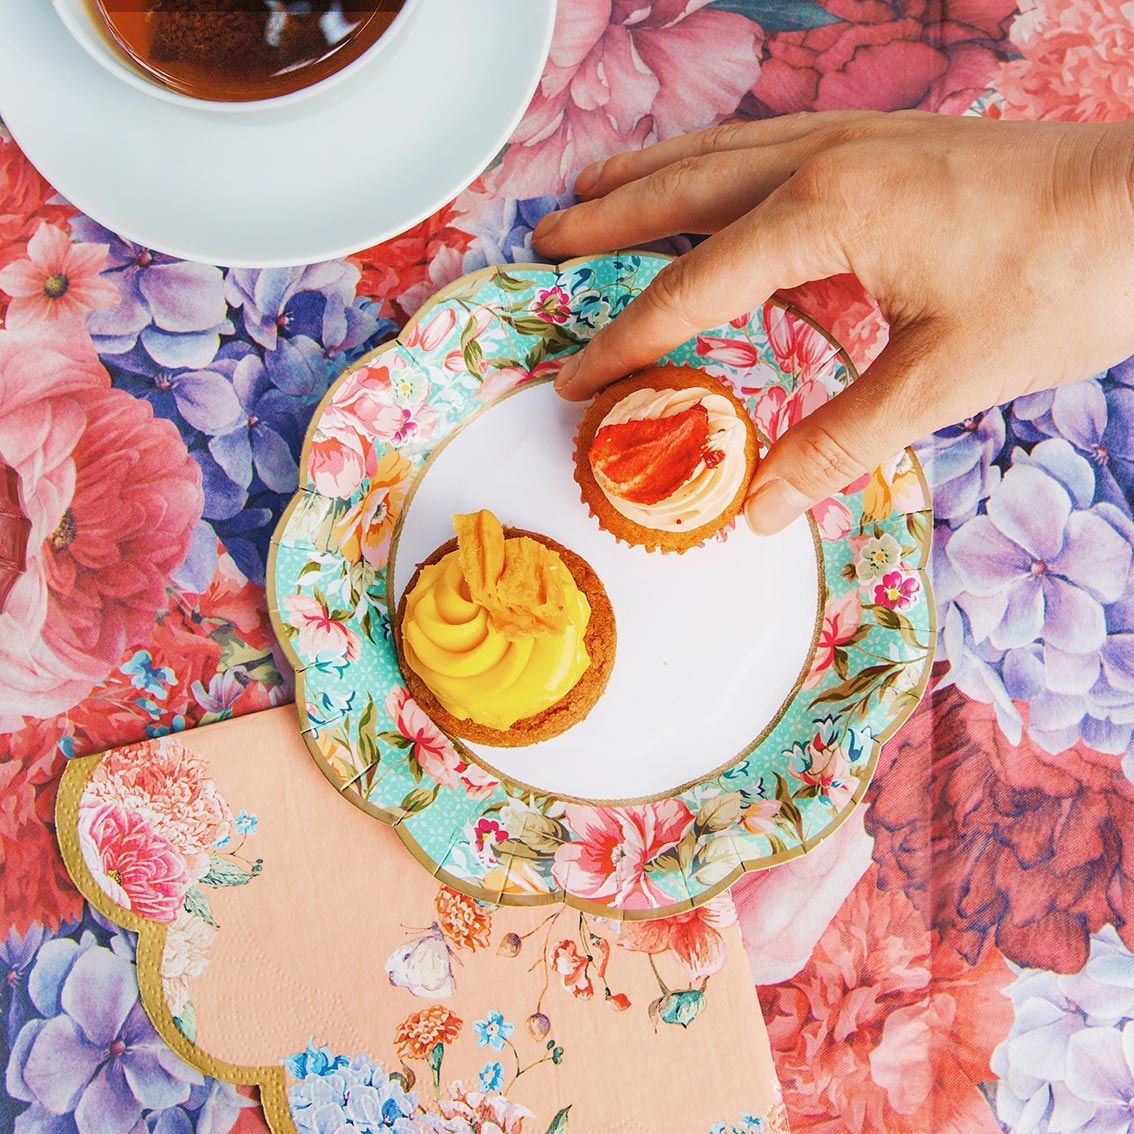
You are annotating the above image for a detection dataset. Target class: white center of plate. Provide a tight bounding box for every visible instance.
[391,381,821,803]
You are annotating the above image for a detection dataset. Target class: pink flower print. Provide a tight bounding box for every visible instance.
[401,306,456,351]
[360,356,437,450]
[741,796,784,837]
[442,305,495,376]
[332,451,413,569]
[0,223,119,328]
[812,496,853,540]
[531,285,571,324]
[308,414,369,499]
[475,358,560,404]
[375,402,437,448]
[439,1082,533,1134]
[695,335,762,369]
[384,685,463,789]
[0,325,202,731]
[458,758,499,801]
[308,357,434,497]
[875,570,920,611]
[474,817,508,855]
[552,939,595,1000]
[763,305,840,384]
[806,588,863,689]
[791,719,856,810]
[78,802,190,923]
[618,894,737,980]
[552,799,694,910]
[282,592,361,662]
[495,3,762,197]
[997,0,1134,124]
[88,738,233,876]
[750,378,831,444]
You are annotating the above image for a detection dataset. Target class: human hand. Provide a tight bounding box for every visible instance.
[531,111,1134,533]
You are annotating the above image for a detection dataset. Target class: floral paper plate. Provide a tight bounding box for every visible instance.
[267,252,935,920]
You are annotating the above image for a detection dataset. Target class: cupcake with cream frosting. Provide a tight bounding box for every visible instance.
[394,510,615,747]
[574,365,758,553]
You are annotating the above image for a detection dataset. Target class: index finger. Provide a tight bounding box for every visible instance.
[553,180,851,401]
[576,110,881,199]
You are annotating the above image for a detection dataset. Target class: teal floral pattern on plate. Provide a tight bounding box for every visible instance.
[268,253,934,920]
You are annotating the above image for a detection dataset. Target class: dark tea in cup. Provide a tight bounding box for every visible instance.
[87,1,406,103]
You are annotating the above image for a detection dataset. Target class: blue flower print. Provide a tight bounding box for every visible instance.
[234,811,258,836]
[121,650,175,698]
[708,1116,765,1134]
[472,1011,514,1052]
[284,1041,349,1080]
[288,1052,421,1133]
[478,1061,505,1092]
[145,715,186,740]
[991,926,1134,1134]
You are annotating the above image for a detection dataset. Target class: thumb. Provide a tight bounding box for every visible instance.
[743,323,964,534]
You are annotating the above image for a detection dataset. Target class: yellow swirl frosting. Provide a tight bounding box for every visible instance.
[401,511,592,730]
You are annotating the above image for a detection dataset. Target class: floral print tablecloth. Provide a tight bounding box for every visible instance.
[3,2,1134,1133]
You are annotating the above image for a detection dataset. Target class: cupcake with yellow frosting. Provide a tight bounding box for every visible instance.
[574,365,758,553]
[394,510,615,746]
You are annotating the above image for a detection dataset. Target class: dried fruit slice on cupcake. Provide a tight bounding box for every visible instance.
[575,365,758,552]
[394,510,616,747]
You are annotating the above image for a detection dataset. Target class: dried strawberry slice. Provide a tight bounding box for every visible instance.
[590,404,710,505]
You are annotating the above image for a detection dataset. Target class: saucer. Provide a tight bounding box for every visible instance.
[0,0,555,267]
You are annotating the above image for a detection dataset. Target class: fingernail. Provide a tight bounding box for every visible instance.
[574,161,604,197]
[554,351,583,395]
[534,210,562,243]
[744,478,810,535]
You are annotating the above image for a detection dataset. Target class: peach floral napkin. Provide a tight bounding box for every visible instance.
[57,706,789,1134]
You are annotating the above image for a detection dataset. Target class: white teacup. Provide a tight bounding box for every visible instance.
[51,0,420,114]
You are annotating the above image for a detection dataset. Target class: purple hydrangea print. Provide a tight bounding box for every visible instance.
[924,366,1134,764]
[77,227,395,587]
[2,915,251,1134]
[460,191,573,271]
[992,926,1134,1134]
[458,189,693,275]
[6,937,201,1132]
[71,219,233,370]
[914,406,1005,524]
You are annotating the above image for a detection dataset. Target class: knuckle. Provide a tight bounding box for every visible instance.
[652,154,701,199]
[598,150,632,187]
[697,122,748,155]
[783,111,819,132]
[788,424,866,495]
[644,260,697,328]
[785,152,861,216]
[819,122,875,150]
[784,156,837,205]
